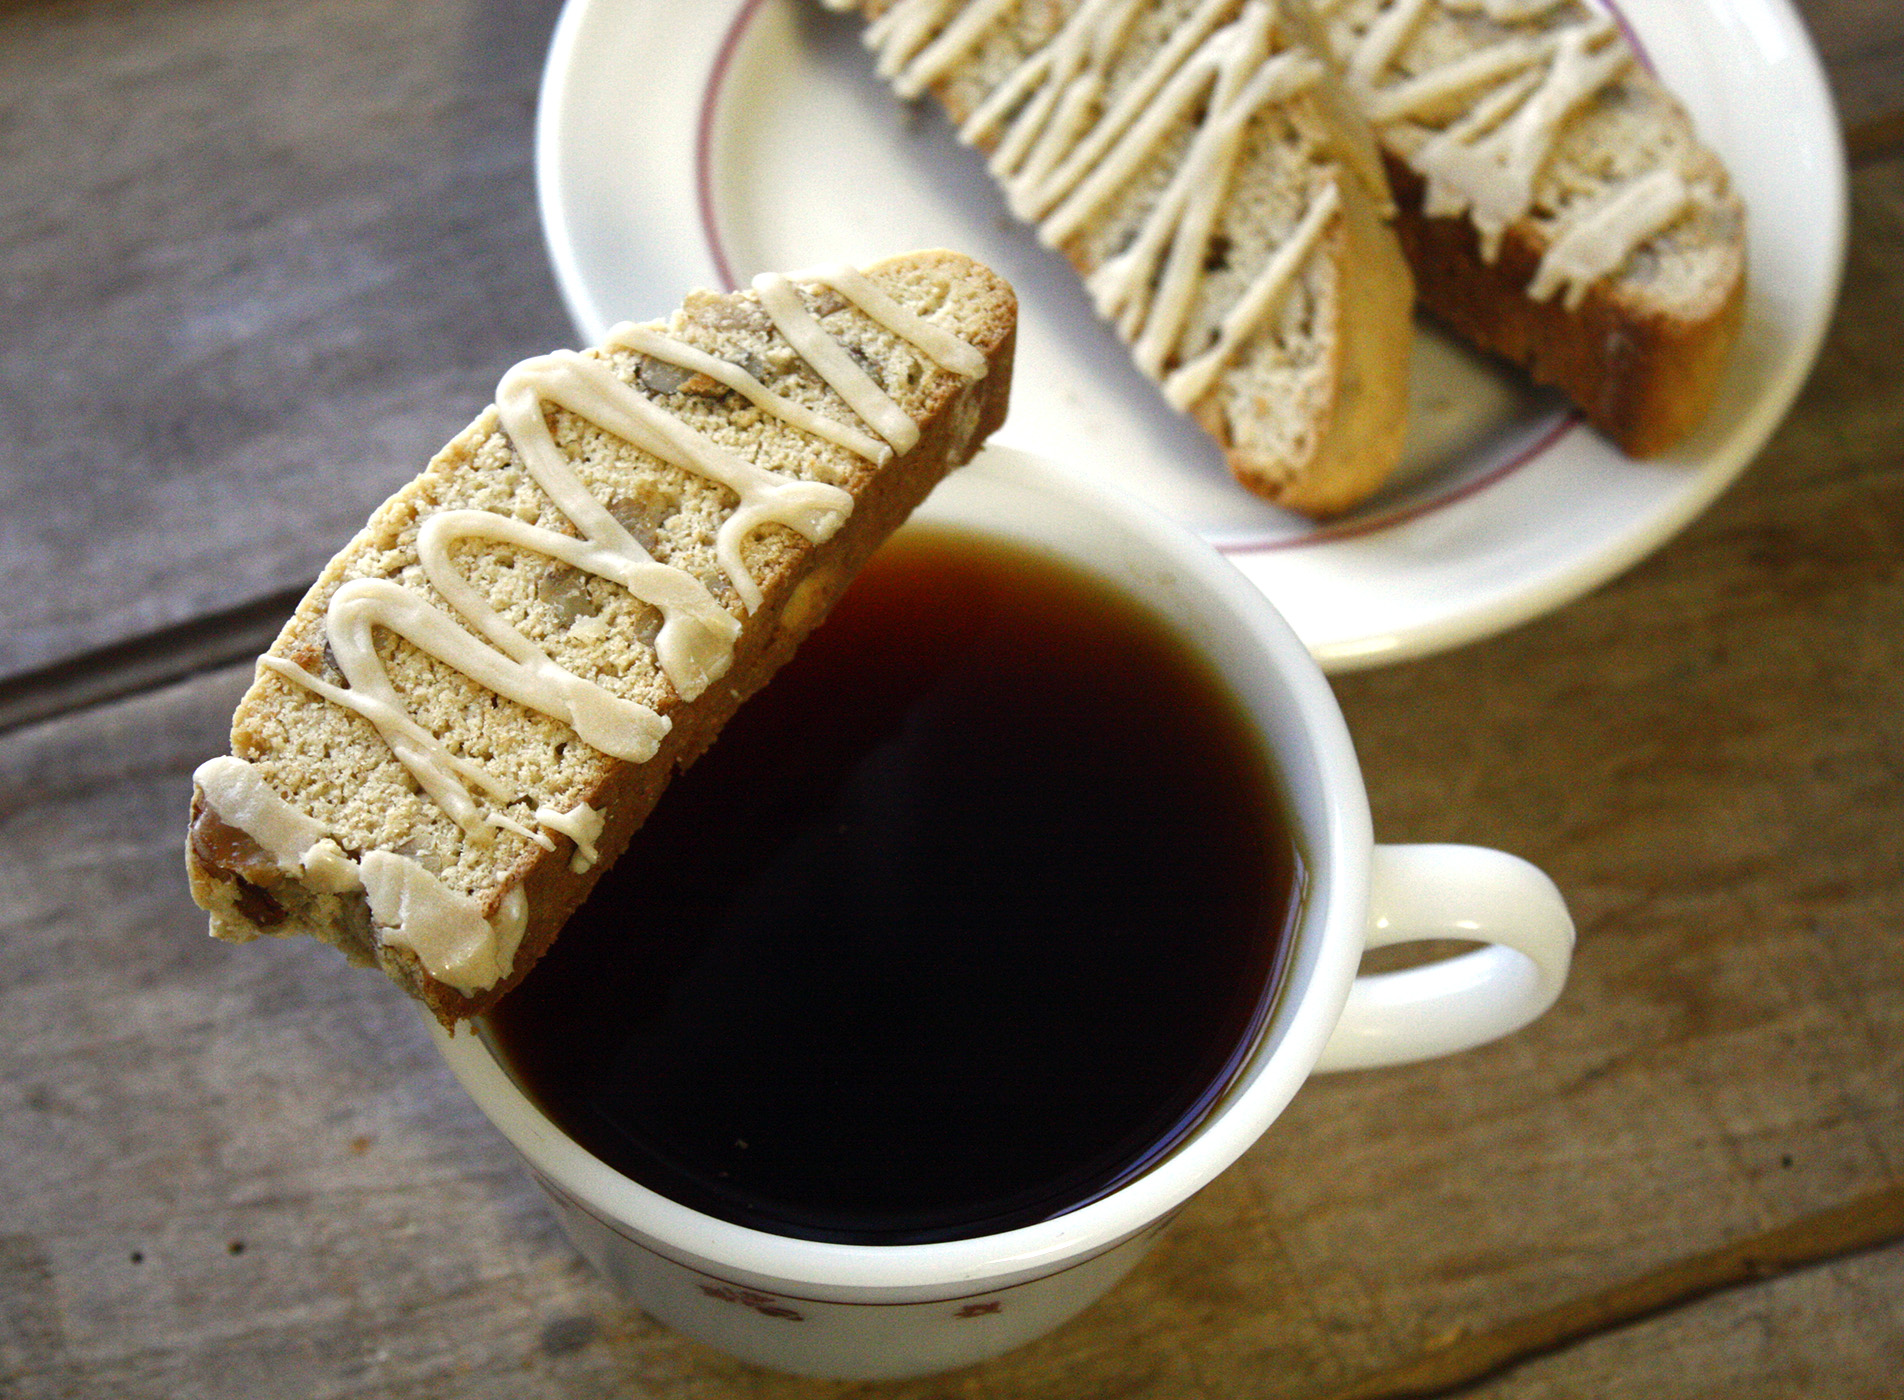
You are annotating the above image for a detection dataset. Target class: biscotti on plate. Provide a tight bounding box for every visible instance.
[1315,0,1746,456]
[823,0,1416,517]
[186,249,1017,1024]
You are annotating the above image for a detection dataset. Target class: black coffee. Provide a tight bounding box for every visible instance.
[485,526,1303,1245]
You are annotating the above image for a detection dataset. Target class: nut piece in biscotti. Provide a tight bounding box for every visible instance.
[1316,0,1746,456]
[822,0,1415,518]
[185,249,1017,1024]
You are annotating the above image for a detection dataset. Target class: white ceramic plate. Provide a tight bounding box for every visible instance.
[536,0,1845,670]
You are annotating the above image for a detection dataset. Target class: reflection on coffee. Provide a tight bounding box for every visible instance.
[485,526,1303,1245]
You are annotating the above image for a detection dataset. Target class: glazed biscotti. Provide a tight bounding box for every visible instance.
[1315,0,1746,455]
[186,250,1017,1023]
[824,0,1415,517]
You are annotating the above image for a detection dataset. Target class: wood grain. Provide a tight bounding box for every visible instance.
[0,0,1899,687]
[2,1,1903,1396]
[1318,1186,1904,1398]
[3,152,1901,1389]
[1797,0,1904,137]
[0,0,572,684]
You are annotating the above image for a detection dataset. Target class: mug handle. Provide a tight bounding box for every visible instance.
[1313,844,1575,1073]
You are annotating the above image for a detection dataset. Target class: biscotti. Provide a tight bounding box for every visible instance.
[1315,0,1746,455]
[186,250,1017,1023]
[823,0,1415,517]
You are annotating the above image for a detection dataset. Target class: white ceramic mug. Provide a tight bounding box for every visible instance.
[431,445,1573,1380]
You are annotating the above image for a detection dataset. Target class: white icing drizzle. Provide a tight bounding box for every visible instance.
[534,802,606,874]
[752,273,923,454]
[260,633,515,835]
[1001,0,1235,234]
[1164,181,1339,408]
[498,349,857,616]
[486,810,556,851]
[1531,166,1689,309]
[1448,0,1573,21]
[1356,30,1553,125]
[362,853,528,994]
[1336,0,1429,97]
[857,0,1335,409]
[881,0,1023,98]
[958,0,1148,181]
[798,263,993,380]
[1409,17,1629,259]
[1330,0,1685,293]
[194,756,363,895]
[605,322,891,468]
[1081,3,1329,386]
[208,266,987,993]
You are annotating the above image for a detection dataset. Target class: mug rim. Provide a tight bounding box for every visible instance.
[431,445,1373,1292]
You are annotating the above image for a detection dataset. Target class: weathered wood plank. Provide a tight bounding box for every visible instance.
[2,0,1902,696]
[0,665,628,1400]
[1319,1186,1904,1398]
[3,145,1902,1391]
[0,0,573,684]
[1795,0,1904,141]
[1453,1236,1904,1400]
[3,6,1903,1399]
[0,582,306,738]
[1280,148,1904,1388]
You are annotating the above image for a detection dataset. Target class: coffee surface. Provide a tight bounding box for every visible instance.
[486,526,1301,1244]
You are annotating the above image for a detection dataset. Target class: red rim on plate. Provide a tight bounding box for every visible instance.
[689,0,1611,554]
[520,0,1844,668]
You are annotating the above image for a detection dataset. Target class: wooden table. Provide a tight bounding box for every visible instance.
[3,2,1901,1395]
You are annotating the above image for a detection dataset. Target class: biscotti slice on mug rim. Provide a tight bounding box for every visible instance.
[1316,0,1746,456]
[823,0,1416,518]
[186,249,1017,1024]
